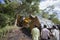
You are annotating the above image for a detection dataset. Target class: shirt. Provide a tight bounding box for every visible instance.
[31,27,40,40]
[41,28,50,39]
[52,29,59,40]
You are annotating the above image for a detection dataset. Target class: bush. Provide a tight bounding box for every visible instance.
[0,13,7,28]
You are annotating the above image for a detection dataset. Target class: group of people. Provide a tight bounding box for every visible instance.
[31,25,59,40]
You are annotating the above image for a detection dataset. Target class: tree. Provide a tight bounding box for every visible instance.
[0,0,40,27]
[40,10,50,19]
[0,13,7,28]
[52,18,60,24]
[40,5,60,24]
[49,13,56,20]
[40,9,60,24]
[15,0,40,16]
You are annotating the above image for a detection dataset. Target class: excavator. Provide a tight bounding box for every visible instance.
[17,15,41,30]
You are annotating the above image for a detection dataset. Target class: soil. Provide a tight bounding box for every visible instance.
[7,27,32,40]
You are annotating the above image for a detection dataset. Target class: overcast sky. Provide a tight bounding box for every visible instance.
[39,0,60,20]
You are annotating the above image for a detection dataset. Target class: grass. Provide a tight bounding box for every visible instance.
[0,25,19,40]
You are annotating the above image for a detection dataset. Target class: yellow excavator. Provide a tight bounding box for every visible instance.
[17,15,41,30]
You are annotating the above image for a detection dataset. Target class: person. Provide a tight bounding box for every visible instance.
[41,25,50,40]
[31,25,40,40]
[51,25,59,40]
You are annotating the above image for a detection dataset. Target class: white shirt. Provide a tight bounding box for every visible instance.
[41,28,50,39]
[52,29,59,40]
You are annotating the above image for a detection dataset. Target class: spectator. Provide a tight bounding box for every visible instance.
[31,25,40,40]
[41,25,50,40]
[51,25,59,40]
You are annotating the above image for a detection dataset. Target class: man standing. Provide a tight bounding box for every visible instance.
[41,25,50,40]
[51,25,59,40]
[31,25,40,40]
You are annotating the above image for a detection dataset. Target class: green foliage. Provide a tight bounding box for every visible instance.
[0,26,18,40]
[52,18,60,24]
[14,0,40,16]
[42,13,49,19]
[0,0,40,39]
[48,14,60,24]
[0,13,7,28]
[0,0,40,28]
[40,10,60,24]
[0,4,15,27]
[49,14,56,20]
[40,10,50,19]
[4,0,40,16]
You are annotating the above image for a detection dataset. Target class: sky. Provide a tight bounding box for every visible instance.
[0,0,5,4]
[39,0,60,20]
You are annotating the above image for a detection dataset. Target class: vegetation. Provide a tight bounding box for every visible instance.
[0,0,60,40]
[40,6,60,24]
[0,25,18,40]
[0,0,40,27]
[0,0,40,39]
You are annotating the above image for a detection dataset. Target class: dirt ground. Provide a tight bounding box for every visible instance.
[7,27,32,40]
[3,27,60,40]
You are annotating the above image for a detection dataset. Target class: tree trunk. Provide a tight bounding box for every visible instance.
[14,18,17,26]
